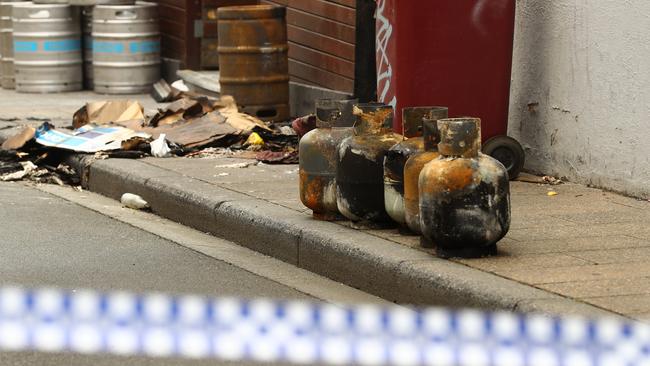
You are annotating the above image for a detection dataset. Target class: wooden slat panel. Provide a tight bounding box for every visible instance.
[289,59,354,93]
[263,0,353,25]
[287,0,354,25]
[202,0,258,7]
[327,0,355,8]
[161,35,186,59]
[159,19,187,39]
[158,7,187,23]
[262,0,287,5]
[253,0,356,93]
[154,0,189,65]
[289,42,354,78]
[288,25,354,61]
[286,8,354,43]
[185,0,201,69]
[291,75,319,87]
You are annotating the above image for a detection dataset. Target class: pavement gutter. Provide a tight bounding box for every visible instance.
[62,155,621,319]
[0,129,619,318]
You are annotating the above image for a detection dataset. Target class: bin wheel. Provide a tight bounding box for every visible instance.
[482,136,525,180]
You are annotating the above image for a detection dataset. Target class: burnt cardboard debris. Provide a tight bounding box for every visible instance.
[0,91,300,185]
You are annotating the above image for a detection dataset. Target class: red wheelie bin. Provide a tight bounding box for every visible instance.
[375,0,524,178]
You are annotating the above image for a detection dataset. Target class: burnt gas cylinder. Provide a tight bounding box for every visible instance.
[336,103,402,224]
[403,108,449,234]
[299,99,355,220]
[419,118,511,258]
[384,107,448,227]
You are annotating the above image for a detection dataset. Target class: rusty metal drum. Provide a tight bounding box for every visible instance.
[0,0,26,89]
[92,1,160,94]
[217,5,289,121]
[12,3,83,92]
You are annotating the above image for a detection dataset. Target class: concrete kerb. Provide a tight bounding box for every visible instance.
[37,156,627,317]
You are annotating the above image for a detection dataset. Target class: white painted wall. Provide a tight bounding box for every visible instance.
[508,0,650,199]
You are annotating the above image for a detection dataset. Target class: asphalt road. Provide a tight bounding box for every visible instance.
[0,182,381,365]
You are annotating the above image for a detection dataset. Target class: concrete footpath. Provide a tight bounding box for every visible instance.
[2,90,650,320]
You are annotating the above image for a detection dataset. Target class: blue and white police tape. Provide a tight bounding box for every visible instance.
[0,286,648,365]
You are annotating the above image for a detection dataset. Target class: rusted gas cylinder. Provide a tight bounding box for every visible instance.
[299,99,356,221]
[419,118,511,258]
[336,103,402,224]
[217,5,289,121]
[384,107,444,227]
[403,108,449,234]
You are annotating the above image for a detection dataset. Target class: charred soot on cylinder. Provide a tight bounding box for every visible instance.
[217,5,289,122]
[403,108,449,234]
[299,99,356,221]
[384,106,447,227]
[336,103,402,224]
[419,118,511,258]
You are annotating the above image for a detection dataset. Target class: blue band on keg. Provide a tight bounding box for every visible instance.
[43,39,81,52]
[14,41,37,53]
[129,40,160,54]
[93,41,124,54]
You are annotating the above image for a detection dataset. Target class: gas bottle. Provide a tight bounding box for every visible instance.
[403,107,449,234]
[383,107,439,227]
[419,118,510,258]
[299,99,355,220]
[336,103,401,224]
